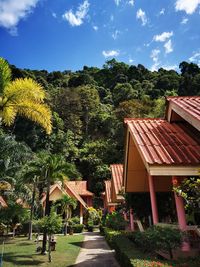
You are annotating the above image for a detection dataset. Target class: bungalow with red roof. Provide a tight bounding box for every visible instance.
[41,181,93,224]
[123,96,200,251]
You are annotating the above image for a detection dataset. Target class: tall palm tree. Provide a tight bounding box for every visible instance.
[34,152,70,254]
[0,57,52,134]
[56,195,77,235]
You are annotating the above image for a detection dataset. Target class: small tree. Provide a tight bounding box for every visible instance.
[39,210,62,262]
[55,195,77,235]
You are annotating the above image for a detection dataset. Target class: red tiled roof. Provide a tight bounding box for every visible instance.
[166,96,200,130]
[0,196,8,208]
[125,118,200,165]
[110,164,123,196]
[66,183,88,209]
[167,96,200,120]
[41,183,88,209]
[66,181,93,196]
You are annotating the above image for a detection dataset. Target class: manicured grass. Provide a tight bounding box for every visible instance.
[0,234,84,267]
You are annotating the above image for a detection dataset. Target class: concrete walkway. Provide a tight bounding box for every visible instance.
[73,231,120,267]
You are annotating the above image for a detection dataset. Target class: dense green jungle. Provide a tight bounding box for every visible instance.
[1,58,200,205]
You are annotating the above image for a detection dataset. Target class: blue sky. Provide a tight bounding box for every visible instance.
[0,0,200,72]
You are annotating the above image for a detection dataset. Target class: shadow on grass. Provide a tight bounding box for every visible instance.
[2,252,44,266]
[18,242,34,246]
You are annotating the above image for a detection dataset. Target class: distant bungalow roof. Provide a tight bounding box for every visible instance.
[104,180,117,206]
[66,181,93,196]
[110,164,124,198]
[125,118,200,166]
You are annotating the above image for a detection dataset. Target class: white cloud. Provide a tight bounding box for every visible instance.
[102,50,120,58]
[114,0,121,6]
[181,17,188,24]
[162,65,178,70]
[129,58,134,63]
[150,49,160,71]
[153,31,173,42]
[189,50,200,65]
[150,49,160,62]
[164,39,173,54]
[175,0,200,14]
[128,0,134,6]
[112,30,120,40]
[93,25,98,31]
[159,8,165,15]
[52,12,57,18]
[62,0,90,27]
[136,9,147,26]
[0,0,39,35]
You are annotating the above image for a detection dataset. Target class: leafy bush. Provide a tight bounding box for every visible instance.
[38,210,62,235]
[105,211,127,230]
[102,227,173,267]
[69,216,80,225]
[85,207,101,225]
[72,224,84,233]
[128,226,182,259]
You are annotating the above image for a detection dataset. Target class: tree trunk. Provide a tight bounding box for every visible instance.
[41,175,51,254]
[48,234,52,262]
[28,181,36,240]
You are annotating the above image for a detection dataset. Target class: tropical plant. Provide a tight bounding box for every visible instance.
[38,209,62,262]
[55,194,77,235]
[105,211,127,230]
[0,57,52,134]
[31,152,72,253]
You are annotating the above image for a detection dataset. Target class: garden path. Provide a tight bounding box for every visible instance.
[73,231,120,267]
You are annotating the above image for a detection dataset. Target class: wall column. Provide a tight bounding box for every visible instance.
[148,175,159,224]
[80,204,83,224]
[172,176,190,251]
[172,176,187,230]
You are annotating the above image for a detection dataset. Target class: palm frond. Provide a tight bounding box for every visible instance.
[4,78,46,103]
[15,100,52,134]
[2,105,17,126]
[0,58,11,95]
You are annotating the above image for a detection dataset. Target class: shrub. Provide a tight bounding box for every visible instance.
[105,211,127,230]
[102,227,173,267]
[72,224,84,233]
[128,226,182,259]
[69,216,80,225]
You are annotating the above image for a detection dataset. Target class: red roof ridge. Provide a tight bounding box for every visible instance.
[124,118,164,123]
[166,96,200,100]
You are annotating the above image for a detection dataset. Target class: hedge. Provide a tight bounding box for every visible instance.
[102,227,173,267]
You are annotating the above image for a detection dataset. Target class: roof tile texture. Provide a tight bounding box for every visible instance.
[167,96,200,122]
[110,164,123,195]
[125,118,200,165]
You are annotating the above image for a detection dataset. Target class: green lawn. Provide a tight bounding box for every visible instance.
[0,234,84,267]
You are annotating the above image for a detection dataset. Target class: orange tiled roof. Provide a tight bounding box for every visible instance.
[0,196,8,208]
[41,183,88,209]
[125,118,200,165]
[110,164,123,196]
[66,181,93,196]
[166,96,200,131]
[167,96,200,120]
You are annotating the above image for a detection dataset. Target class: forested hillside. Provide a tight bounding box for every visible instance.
[1,59,200,199]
